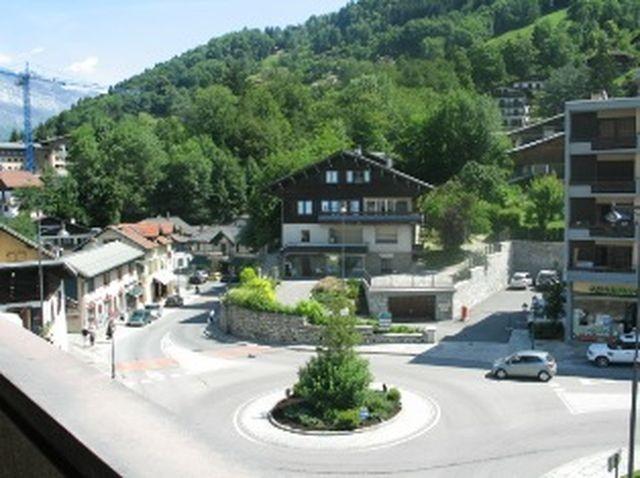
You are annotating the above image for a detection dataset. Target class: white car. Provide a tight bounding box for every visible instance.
[510,272,532,289]
[587,341,639,367]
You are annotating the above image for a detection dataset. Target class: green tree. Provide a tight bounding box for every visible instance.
[538,64,591,116]
[421,179,490,250]
[294,315,372,416]
[0,213,36,240]
[406,90,507,184]
[526,174,564,232]
[501,36,536,79]
[469,44,507,92]
[208,146,247,223]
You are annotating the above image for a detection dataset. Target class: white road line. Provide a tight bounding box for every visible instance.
[160,332,242,374]
[146,370,166,382]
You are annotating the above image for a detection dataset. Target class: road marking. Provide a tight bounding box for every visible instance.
[146,370,166,381]
[160,333,242,374]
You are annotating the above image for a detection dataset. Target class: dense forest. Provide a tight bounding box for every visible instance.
[32,0,640,248]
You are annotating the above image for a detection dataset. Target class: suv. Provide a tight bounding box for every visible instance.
[510,272,532,289]
[535,270,559,291]
[492,350,557,381]
[127,309,151,327]
[587,341,639,367]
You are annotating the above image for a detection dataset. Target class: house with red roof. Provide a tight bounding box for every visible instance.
[88,220,177,305]
[0,170,42,218]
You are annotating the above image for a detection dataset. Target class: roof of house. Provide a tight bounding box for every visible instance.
[0,171,43,189]
[508,132,565,154]
[0,142,43,150]
[0,223,55,259]
[145,216,195,235]
[64,241,144,278]
[126,221,174,238]
[105,225,157,250]
[505,114,565,138]
[268,149,432,193]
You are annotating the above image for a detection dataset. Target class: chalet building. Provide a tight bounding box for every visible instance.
[37,216,98,255]
[0,224,70,350]
[564,96,640,341]
[495,86,531,129]
[269,150,432,278]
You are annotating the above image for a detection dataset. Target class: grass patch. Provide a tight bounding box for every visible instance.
[271,388,402,431]
[486,9,567,47]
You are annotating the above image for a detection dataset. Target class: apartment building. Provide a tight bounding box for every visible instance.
[565,97,640,341]
[269,150,431,278]
[495,86,531,129]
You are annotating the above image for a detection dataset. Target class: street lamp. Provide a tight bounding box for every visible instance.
[606,204,640,476]
[340,203,348,280]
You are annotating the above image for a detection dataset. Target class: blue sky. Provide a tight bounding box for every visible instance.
[0,0,349,86]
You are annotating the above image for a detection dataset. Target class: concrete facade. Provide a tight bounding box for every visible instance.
[510,240,564,279]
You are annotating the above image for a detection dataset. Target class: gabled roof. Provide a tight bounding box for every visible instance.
[145,215,195,235]
[105,225,156,250]
[0,171,43,189]
[0,223,54,259]
[505,114,564,137]
[64,241,144,278]
[268,149,432,193]
[508,132,565,154]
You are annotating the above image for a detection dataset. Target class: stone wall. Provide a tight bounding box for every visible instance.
[452,242,512,319]
[220,304,433,345]
[510,240,564,277]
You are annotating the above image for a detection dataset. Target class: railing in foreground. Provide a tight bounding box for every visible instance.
[0,321,250,477]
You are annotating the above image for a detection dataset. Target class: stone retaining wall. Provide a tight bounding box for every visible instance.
[452,242,512,318]
[220,304,433,345]
[510,240,564,278]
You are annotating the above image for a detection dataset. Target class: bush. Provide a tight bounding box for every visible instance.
[239,267,258,284]
[312,276,347,295]
[387,387,401,403]
[333,409,360,431]
[295,299,328,325]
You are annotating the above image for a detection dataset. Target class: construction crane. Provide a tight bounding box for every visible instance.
[0,63,104,173]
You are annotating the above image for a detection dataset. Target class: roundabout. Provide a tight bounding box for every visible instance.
[234,386,441,451]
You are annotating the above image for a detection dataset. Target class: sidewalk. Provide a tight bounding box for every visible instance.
[542,448,633,478]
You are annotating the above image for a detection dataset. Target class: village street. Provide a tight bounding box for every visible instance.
[65,282,635,478]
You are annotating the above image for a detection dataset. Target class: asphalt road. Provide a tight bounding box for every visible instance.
[113,283,632,478]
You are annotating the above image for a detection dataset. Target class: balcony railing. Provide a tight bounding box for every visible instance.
[588,224,634,238]
[318,211,423,224]
[570,262,634,274]
[591,180,636,193]
[591,135,638,150]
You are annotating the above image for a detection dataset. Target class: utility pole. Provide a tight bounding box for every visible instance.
[37,216,44,333]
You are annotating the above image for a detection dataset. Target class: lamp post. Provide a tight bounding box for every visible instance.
[340,203,348,280]
[606,205,639,476]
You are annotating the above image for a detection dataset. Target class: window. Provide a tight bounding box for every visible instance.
[375,226,398,244]
[321,200,346,213]
[350,200,360,213]
[325,170,338,184]
[301,230,310,243]
[297,200,313,215]
[86,278,95,293]
[346,170,371,184]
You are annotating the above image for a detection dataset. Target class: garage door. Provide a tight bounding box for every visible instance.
[387,295,435,322]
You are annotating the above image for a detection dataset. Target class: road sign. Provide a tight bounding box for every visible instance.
[607,450,621,476]
[378,312,392,331]
[359,407,370,421]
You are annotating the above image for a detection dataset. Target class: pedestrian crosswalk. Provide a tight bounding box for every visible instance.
[549,377,629,415]
[116,341,276,388]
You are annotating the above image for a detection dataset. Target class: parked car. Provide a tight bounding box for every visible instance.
[127,309,151,327]
[165,295,184,307]
[145,303,164,320]
[587,341,640,367]
[491,350,557,381]
[535,270,560,291]
[509,272,532,289]
[189,274,206,285]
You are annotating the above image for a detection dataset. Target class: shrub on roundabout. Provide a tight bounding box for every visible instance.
[273,314,402,431]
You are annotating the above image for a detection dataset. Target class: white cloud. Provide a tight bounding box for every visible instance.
[0,53,12,65]
[67,56,99,74]
[30,47,45,55]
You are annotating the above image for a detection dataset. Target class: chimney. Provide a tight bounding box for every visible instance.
[385,156,394,169]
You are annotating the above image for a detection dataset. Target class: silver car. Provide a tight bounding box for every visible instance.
[492,350,557,382]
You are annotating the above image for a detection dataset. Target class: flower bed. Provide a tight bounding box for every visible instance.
[271,387,402,432]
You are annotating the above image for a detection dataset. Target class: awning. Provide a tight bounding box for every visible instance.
[126,285,144,298]
[153,270,176,286]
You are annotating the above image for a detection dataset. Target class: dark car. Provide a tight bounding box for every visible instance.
[165,295,184,307]
[189,274,206,285]
[126,309,151,327]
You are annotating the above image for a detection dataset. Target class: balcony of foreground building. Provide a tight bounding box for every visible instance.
[317,210,423,224]
[569,156,637,195]
[567,242,636,285]
[591,134,639,151]
[0,320,250,477]
[282,242,369,255]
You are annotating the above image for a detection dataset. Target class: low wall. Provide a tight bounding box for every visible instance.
[510,240,564,277]
[452,242,512,318]
[220,304,433,345]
